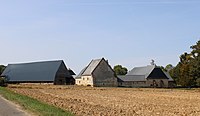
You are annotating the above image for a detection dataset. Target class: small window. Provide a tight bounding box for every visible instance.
[87,78,89,80]
[83,78,85,80]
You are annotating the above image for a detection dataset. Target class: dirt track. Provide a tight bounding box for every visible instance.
[8,84,200,116]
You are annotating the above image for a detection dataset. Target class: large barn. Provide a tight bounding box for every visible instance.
[117,65,175,88]
[75,58,117,87]
[1,60,75,85]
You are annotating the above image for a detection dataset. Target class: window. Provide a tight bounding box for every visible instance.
[87,78,89,80]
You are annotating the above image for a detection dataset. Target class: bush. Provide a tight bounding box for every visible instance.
[0,77,7,87]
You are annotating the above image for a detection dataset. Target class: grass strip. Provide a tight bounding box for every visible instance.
[0,87,74,116]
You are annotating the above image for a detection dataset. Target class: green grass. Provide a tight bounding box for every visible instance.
[0,87,74,116]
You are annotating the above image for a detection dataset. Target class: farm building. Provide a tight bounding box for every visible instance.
[75,58,117,87]
[117,65,175,88]
[164,72,176,87]
[1,60,75,85]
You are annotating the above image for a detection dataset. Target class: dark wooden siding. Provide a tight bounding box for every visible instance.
[54,61,75,85]
[147,68,169,79]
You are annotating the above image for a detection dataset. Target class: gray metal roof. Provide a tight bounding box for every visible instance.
[127,65,155,78]
[119,65,172,82]
[118,65,169,82]
[75,67,87,79]
[164,72,174,81]
[1,60,65,81]
[82,58,102,76]
[118,75,146,82]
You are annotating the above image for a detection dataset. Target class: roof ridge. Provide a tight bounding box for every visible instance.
[134,65,155,68]
[145,65,155,78]
[7,60,63,65]
[127,65,155,76]
[81,58,104,75]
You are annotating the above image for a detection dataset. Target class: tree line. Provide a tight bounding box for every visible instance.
[169,40,200,87]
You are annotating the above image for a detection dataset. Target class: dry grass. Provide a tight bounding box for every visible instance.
[8,84,200,116]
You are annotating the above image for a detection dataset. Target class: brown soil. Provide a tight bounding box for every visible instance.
[8,84,200,116]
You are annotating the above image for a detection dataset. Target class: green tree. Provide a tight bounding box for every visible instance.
[158,66,166,72]
[0,65,6,86]
[169,63,180,84]
[179,52,196,87]
[190,40,200,86]
[0,65,6,75]
[113,65,128,75]
[165,64,173,72]
[170,40,200,87]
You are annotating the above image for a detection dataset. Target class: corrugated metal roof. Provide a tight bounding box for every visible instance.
[118,75,146,82]
[1,60,63,81]
[82,59,102,75]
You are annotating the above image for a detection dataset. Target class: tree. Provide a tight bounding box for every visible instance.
[190,40,200,86]
[179,52,196,87]
[169,63,180,84]
[191,40,200,58]
[113,65,128,75]
[170,39,200,87]
[158,66,167,72]
[165,64,173,72]
[0,65,6,87]
[0,65,6,75]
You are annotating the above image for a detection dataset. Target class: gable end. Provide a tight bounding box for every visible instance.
[147,68,169,79]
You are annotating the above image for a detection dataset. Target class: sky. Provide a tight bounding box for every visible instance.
[0,0,199,73]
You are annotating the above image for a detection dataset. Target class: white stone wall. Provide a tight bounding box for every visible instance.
[75,76,93,86]
[75,79,82,85]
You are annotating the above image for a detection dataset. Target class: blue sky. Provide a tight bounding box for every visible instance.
[0,0,199,73]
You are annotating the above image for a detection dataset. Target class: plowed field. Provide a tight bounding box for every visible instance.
[8,84,200,116]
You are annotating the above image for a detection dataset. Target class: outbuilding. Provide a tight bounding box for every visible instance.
[1,60,75,85]
[118,65,174,88]
[75,58,117,87]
